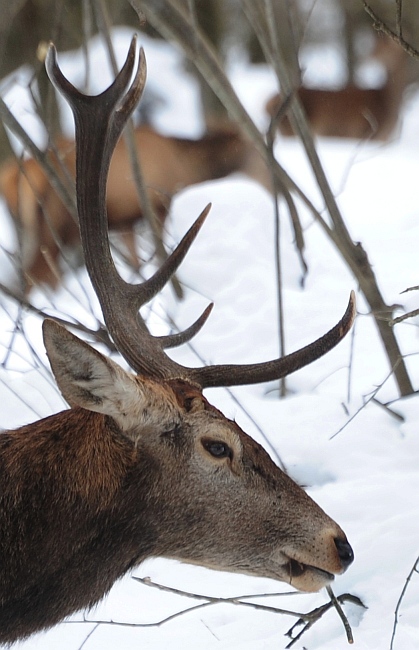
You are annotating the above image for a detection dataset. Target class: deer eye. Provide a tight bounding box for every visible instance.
[202,439,232,459]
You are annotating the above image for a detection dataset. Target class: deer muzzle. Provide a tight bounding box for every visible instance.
[280,532,354,592]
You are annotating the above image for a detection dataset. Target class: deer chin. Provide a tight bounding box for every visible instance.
[280,557,335,592]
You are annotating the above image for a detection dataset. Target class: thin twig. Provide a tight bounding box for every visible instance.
[134,575,366,646]
[267,117,286,397]
[286,590,365,648]
[68,601,214,630]
[133,576,307,618]
[400,285,419,294]
[395,0,402,40]
[389,309,419,326]
[326,585,354,644]
[92,0,183,298]
[78,622,100,650]
[371,397,405,422]
[0,97,77,217]
[363,2,419,59]
[347,315,356,404]
[68,576,365,647]
[330,360,401,439]
[0,282,115,350]
[390,554,419,650]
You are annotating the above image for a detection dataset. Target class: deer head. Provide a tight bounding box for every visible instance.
[0,37,354,644]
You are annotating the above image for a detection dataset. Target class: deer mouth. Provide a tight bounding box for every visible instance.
[286,558,334,583]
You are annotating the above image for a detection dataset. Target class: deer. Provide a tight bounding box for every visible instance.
[266,35,408,140]
[0,37,355,645]
[0,109,258,292]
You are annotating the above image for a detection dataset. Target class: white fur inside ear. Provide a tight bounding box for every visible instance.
[43,319,142,425]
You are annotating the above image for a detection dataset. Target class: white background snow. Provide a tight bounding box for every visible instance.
[0,25,419,650]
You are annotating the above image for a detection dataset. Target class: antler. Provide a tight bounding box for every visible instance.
[46,37,356,389]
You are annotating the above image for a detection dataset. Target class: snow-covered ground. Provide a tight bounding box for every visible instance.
[1,27,419,650]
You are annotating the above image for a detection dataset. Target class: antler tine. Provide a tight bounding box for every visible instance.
[189,291,356,388]
[46,39,215,381]
[133,203,212,310]
[158,303,214,349]
[46,37,145,158]
[46,36,146,310]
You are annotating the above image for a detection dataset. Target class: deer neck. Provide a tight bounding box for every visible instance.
[0,408,159,643]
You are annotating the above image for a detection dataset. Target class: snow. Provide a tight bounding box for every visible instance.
[1,27,419,650]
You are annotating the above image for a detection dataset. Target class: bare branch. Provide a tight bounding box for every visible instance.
[0,97,76,218]
[326,585,354,645]
[77,623,100,650]
[0,282,115,351]
[67,573,366,645]
[390,309,419,326]
[390,554,419,650]
[286,589,365,648]
[401,285,419,294]
[90,0,183,296]
[363,2,419,59]
[330,360,403,439]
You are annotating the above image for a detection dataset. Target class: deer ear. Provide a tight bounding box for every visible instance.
[42,319,140,421]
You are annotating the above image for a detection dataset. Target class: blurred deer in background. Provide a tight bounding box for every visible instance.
[266,35,408,140]
[0,39,355,644]
[0,112,265,291]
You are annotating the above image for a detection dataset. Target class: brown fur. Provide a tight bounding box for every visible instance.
[0,126,249,290]
[266,36,408,140]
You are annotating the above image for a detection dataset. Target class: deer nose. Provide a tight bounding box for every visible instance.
[335,538,354,570]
